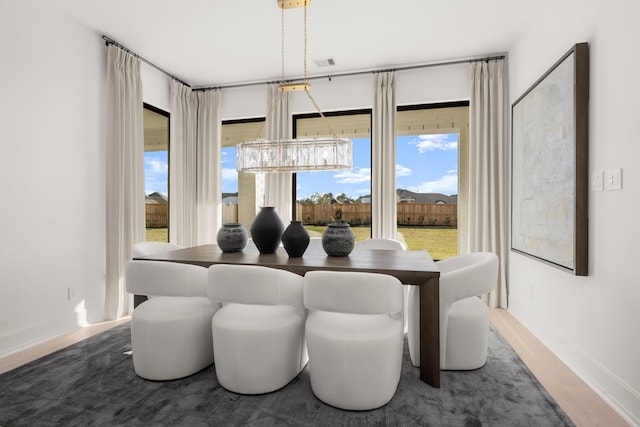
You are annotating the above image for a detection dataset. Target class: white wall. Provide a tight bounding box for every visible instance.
[508,1,640,424]
[0,0,106,355]
[220,62,469,120]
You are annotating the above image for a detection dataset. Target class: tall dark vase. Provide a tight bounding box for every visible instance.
[282,221,310,257]
[322,223,355,257]
[250,207,284,254]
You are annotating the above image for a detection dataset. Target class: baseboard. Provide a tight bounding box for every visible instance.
[509,302,640,426]
[0,313,81,359]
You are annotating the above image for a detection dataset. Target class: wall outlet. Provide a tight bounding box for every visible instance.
[67,287,77,301]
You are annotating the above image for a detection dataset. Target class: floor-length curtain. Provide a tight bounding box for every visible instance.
[104,45,145,319]
[169,80,197,246]
[195,89,222,244]
[372,71,397,239]
[468,59,508,308]
[264,84,293,222]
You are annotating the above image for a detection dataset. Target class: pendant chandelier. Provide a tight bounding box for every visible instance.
[236,0,353,173]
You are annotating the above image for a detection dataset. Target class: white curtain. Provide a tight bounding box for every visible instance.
[468,59,508,308]
[195,89,223,244]
[264,83,293,223]
[104,45,145,319]
[170,81,223,245]
[372,72,397,239]
[169,80,197,246]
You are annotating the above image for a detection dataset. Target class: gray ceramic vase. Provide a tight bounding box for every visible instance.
[217,223,248,252]
[321,223,355,257]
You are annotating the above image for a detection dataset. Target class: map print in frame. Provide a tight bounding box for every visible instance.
[511,43,589,276]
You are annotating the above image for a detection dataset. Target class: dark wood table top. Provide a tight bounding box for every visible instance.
[135,244,439,284]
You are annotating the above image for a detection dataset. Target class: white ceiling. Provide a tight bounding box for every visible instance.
[52,0,541,87]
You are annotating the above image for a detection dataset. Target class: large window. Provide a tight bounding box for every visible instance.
[293,110,372,241]
[396,102,469,259]
[220,118,266,230]
[143,103,169,242]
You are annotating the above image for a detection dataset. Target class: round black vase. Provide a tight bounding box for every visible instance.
[216,223,248,252]
[250,207,284,254]
[282,221,310,257]
[322,223,355,257]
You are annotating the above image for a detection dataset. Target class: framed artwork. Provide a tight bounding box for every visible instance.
[511,43,589,276]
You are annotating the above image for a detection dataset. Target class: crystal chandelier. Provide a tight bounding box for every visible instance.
[236,0,353,173]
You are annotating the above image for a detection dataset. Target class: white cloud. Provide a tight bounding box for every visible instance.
[221,167,238,182]
[145,155,168,173]
[410,134,458,153]
[407,170,458,195]
[334,167,371,184]
[396,164,412,177]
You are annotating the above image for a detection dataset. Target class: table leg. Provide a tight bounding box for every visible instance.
[419,277,440,387]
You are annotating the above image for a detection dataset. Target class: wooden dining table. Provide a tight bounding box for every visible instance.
[134,243,441,388]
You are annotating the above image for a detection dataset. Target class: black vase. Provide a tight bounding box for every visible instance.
[250,207,284,254]
[216,223,248,252]
[282,221,310,257]
[322,223,355,257]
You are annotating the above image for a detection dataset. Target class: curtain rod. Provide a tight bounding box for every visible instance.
[102,34,504,91]
[192,54,506,91]
[102,35,191,87]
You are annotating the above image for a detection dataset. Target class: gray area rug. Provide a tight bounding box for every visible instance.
[0,323,573,426]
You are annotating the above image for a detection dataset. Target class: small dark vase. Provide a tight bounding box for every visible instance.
[250,207,284,254]
[282,221,310,257]
[216,223,248,252]
[322,223,355,257]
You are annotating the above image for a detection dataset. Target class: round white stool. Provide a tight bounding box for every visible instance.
[131,296,217,380]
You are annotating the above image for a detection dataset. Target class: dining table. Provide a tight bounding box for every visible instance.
[134,243,441,388]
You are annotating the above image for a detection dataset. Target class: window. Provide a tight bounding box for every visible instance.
[293,110,372,241]
[220,118,266,230]
[396,102,469,259]
[143,103,169,242]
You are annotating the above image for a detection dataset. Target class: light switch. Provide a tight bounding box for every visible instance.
[604,168,622,191]
[591,171,603,192]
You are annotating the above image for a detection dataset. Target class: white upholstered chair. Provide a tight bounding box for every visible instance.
[353,238,406,251]
[303,270,404,410]
[131,241,183,258]
[130,241,184,307]
[353,238,410,332]
[207,264,307,394]
[407,252,499,370]
[125,260,220,380]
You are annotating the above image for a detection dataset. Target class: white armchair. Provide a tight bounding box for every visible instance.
[131,241,183,258]
[207,264,307,394]
[304,270,404,410]
[407,252,499,370]
[125,260,220,380]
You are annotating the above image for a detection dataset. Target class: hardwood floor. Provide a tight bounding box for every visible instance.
[0,310,629,426]
[0,317,130,375]
[490,309,629,427]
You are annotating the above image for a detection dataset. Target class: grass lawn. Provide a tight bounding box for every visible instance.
[146,225,458,260]
[305,225,457,260]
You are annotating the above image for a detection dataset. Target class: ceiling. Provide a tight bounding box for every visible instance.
[51,0,542,88]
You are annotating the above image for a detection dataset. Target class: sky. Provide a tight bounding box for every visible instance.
[144,133,459,198]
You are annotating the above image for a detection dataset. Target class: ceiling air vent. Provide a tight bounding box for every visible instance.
[314,58,336,67]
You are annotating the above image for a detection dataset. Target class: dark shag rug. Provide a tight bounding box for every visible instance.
[0,323,573,426]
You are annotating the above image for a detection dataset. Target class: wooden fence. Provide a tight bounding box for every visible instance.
[298,203,456,226]
[145,204,167,228]
[146,202,456,228]
[145,203,238,228]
